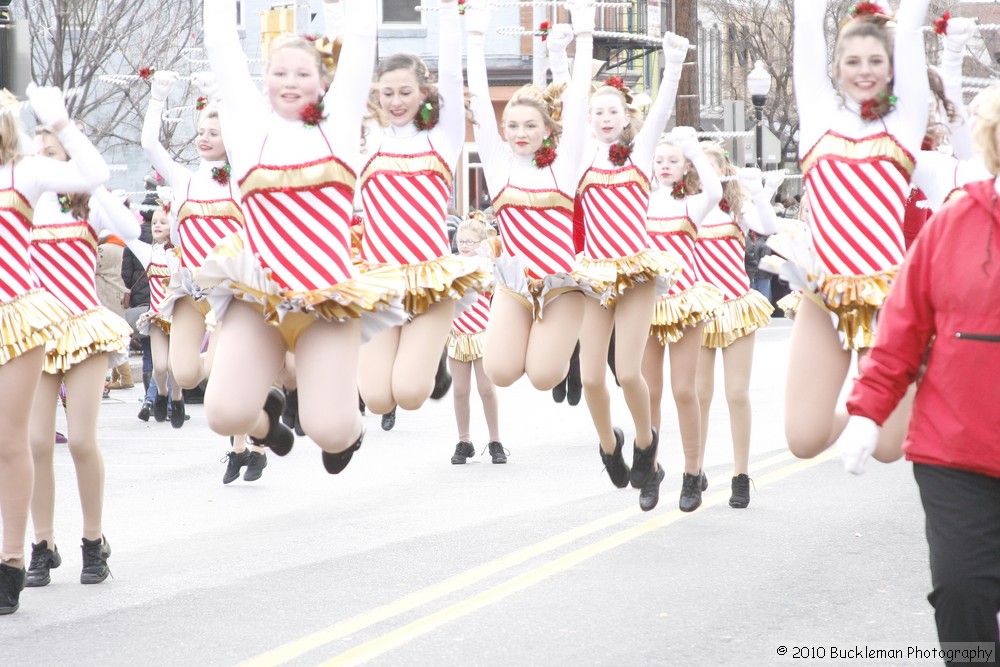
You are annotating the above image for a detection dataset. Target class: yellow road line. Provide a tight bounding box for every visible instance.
[243,448,808,667]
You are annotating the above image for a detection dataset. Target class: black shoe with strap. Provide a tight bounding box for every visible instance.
[243,451,268,482]
[485,441,508,464]
[321,430,363,474]
[80,536,111,585]
[222,448,249,485]
[639,465,665,512]
[451,441,475,464]
[250,388,294,456]
[25,540,61,587]
[630,429,659,489]
[679,472,704,513]
[599,427,630,489]
[0,563,25,615]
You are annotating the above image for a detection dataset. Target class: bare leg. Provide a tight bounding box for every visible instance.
[0,347,45,566]
[579,298,617,452]
[483,291,530,387]
[613,283,657,449]
[449,357,473,442]
[168,298,208,389]
[359,325,400,415]
[641,336,665,433]
[29,373,61,547]
[524,292,585,390]
[720,334,755,476]
[62,354,108,541]
[149,327,171,398]
[472,358,500,442]
[295,319,363,453]
[391,301,455,410]
[696,345,717,472]
[785,299,852,458]
[203,301,286,438]
[668,324,705,475]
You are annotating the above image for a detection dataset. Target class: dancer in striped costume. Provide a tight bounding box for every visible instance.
[575,32,689,512]
[641,127,724,512]
[447,217,504,466]
[128,203,184,425]
[465,3,610,393]
[695,147,783,509]
[26,129,138,588]
[201,0,403,474]
[358,0,490,417]
[0,84,108,615]
[779,0,930,462]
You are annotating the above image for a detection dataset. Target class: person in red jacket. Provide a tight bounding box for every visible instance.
[835,86,1000,651]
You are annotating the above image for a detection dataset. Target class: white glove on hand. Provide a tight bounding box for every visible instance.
[944,17,975,51]
[764,168,786,194]
[547,24,573,52]
[190,72,220,103]
[662,31,690,65]
[671,126,701,158]
[737,167,764,196]
[150,70,179,102]
[835,415,881,475]
[464,3,491,36]
[26,83,69,130]
[569,0,595,34]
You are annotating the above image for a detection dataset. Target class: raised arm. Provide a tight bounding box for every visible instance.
[324,0,377,149]
[738,168,781,235]
[891,0,932,151]
[429,0,465,164]
[547,24,573,85]
[939,17,975,160]
[465,4,507,196]
[323,0,345,41]
[90,188,141,242]
[633,32,688,169]
[675,128,721,224]
[202,0,265,142]
[554,2,595,191]
[793,0,838,152]
[140,71,192,190]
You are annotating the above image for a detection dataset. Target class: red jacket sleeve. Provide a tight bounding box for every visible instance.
[845,212,939,424]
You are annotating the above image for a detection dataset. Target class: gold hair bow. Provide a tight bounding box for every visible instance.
[0,88,18,111]
[542,82,567,123]
[314,36,343,77]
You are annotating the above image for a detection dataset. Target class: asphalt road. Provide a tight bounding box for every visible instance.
[1,319,944,666]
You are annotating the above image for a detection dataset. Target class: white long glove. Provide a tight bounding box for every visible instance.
[150,70,179,102]
[26,83,69,130]
[671,126,701,158]
[569,0,595,34]
[834,415,881,475]
[662,31,689,65]
[464,3,491,36]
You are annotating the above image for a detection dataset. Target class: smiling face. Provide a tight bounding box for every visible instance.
[196,115,226,162]
[653,142,686,187]
[502,104,551,157]
[36,132,68,162]
[588,89,629,143]
[378,67,424,128]
[151,209,170,244]
[835,35,892,104]
[266,46,324,120]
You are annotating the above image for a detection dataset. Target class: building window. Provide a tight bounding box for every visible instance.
[236,0,244,30]
[382,0,422,25]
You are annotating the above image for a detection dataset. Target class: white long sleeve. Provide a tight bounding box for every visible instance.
[685,150,723,226]
[427,2,465,169]
[89,189,141,242]
[140,99,193,197]
[552,32,594,194]
[466,33,508,198]
[940,47,973,160]
[17,123,110,204]
[633,56,683,172]
[794,0,839,153]
[890,0,932,152]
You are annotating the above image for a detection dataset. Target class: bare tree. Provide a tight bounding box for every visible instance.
[18,0,204,166]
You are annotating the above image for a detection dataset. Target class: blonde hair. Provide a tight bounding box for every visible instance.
[590,85,644,147]
[654,135,700,194]
[267,35,335,90]
[503,83,564,149]
[0,113,22,166]
[698,142,746,225]
[973,87,1000,176]
[457,217,489,241]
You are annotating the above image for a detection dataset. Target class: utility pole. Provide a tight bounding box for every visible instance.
[674,0,699,128]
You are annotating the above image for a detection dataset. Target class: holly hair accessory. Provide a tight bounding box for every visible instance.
[195,96,208,111]
[933,11,951,35]
[139,66,156,80]
[211,164,231,186]
[718,198,731,214]
[57,194,72,214]
[300,101,327,127]
[670,182,687,200]
[414,101,436,131]
[458,0,466,14]
[859,91,897,121]
[847,2,887,18]
[608,142,632,167]
[533,138,556,168]
[603,76,634,105]
[539,21,551,41]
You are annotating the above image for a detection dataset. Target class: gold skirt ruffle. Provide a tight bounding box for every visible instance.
[776,291,802,320]
[137,310,171,336]
[814,269,896,351]
[198,232,408,345]
[360,255,492,319]
[649,282,726,345]
[578,249,681,307]
[447,330,485,362]
[159,267,212,319]
[0,290,71,365]
[702,290,774,349]
[491,254,614,321]
[44,307,132,374]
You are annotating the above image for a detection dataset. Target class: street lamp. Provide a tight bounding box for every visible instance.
[747,60,772,167]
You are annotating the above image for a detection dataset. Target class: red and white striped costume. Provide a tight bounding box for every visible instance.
[126,237,179,337]
[201,0,404,347]
[793,0,930,350]
[358,3,488,319]
[0,124,108,365]
[30,189,137,372]
[448,291,490,362]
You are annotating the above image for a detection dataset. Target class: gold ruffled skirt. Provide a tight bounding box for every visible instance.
[578,249,681,307]
[649,282,726,345]
[813,269,896,351]
[491,254,614,321]
[702,290,774,349]
[776,291,802,320]
[137,310,171,336]
[0,290,71,365]
[447,330,485,362]
[44,306,132,374]
[197,232,407,346]
[159,267,212,319]
[360,255,493,319]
